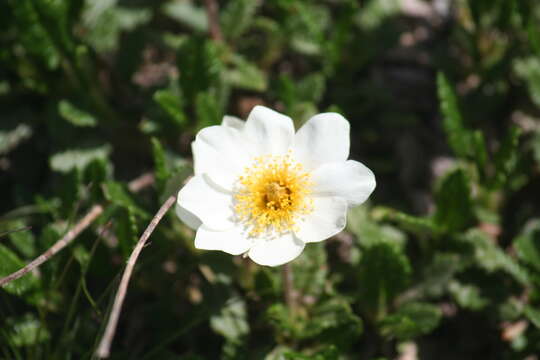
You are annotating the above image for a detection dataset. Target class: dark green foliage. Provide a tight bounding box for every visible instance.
[434,169,474,233]
[2,0,540,358]
[359,242,411,313]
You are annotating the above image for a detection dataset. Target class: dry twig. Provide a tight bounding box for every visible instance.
[95,195,177,358]
[0,173,154,288]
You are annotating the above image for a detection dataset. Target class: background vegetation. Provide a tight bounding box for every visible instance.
[1,0,540,358]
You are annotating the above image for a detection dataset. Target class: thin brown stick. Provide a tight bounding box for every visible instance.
[203,0,223,42]
[0,173,154,288]
[282,263,296,313]
[95,195,176,358]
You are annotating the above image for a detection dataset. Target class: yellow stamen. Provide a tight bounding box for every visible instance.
[234,153,313,236]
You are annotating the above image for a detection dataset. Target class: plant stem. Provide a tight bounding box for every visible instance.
[95,195,176,358]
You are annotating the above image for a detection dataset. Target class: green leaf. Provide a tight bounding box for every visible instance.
[116,206,139,258]
[7,221,36,258]
[434,169,474,233]
[0,123,32,155]
[102,181,148,219]
[357,0,400,29]
[177,38,223,105]
[491,126,521,188]
[58,100,97,127]
[225,54,267,92]
[221,0,261,41]
[284,345,339,360]
[82,0,151,53]
[464,229,530,286]
[514,220,540,272]
[448,281,488,310]
[153,89,187,127]
[373,206,438,234]
[514,57,540,107]
[437,72,470,157]
[379,302,442,340]
[210,297,249,343]
[195,92,222,130]
[161,1,207,33]
[291,243,327,298]
[301,299,363,347]
[4,313,50,346]
[296,73,326,104]
[151,137,170,195]
[523,305,540,329]
[358,242,411,312]
[0,244,39,296]
[50,145,112,173]
[348,205,406,252]
[437,73,488,170]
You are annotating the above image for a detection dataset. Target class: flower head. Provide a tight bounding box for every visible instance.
[176,106,376,266]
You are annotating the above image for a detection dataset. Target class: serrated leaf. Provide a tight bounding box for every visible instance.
[491,126,521,188]
[83,0,151,52]
[523,305,540,328]
[116,206,139,258]
[225,55,267,92]
[221,0,260,40]
[151,137,170,195]
[0,123,32,155]
[465,229,530,286]
[177,38,223,105]
[448,281,488,310]
[379,302,442,340]
[50,145,111,173]
[161,0,207,32]
[374,206,438,234]
[359,242,411,312]
[437,73,471,159]
[58,100,97,127]
[348,205,406,252]
[434,169,474,233]
[102,181,148,219]
[514,220,540,272]
[301,299,363,346]
[0,244,39,296]
[195,92,221,130]
[153,89,187,127]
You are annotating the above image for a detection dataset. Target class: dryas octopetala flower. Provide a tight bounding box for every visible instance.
[176,106,376,266]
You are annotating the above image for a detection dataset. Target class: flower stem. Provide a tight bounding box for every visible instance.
[282,263,296,314]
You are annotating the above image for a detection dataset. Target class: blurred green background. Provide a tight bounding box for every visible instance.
[1,0,540,359]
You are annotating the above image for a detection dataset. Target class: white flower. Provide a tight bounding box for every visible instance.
[176,106,376,266]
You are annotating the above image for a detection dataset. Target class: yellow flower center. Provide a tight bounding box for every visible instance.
[234,153,313,236]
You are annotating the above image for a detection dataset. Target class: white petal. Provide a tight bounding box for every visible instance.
[194,226,251,255]
[192,125,251,190]
[243,105,295,156]
[295,196,348,243]
[311,160,376,206]
[221,115,245,130]
[248,233,305,266]
[177,175,234,230]
[175,204,202,230]
[294,113,350,170]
